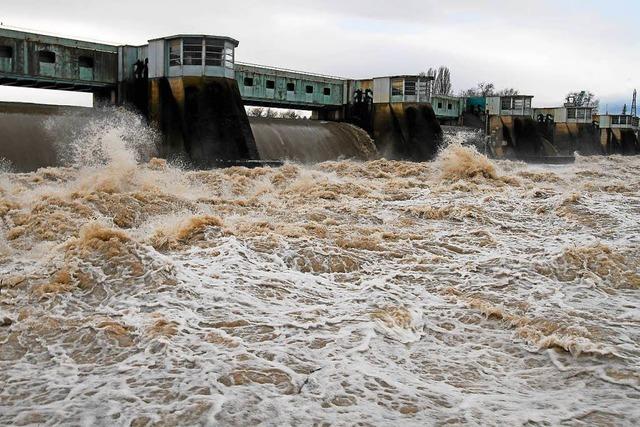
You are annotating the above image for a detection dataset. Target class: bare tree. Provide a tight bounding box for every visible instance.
[279,110,301,119]
[566,90,599,113]
[264,108,279,118]
[433,66,452,96]
[248,107,265,117]
[460,82,496,97]
[419,68,437,99]
[420,67,437,79]
[497,88,519,96]
[459,87,479,97]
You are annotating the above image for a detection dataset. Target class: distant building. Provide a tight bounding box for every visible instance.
[485,95,533,117]
[368,75,463,123]
[534,106,595,124]
[371,75,431,104]
[597,114,639,130]
[431,94,465,123]
[596,114,639,154]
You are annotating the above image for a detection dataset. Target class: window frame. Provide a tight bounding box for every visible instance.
[0,45,12,59]
[169,39,182,67]
[404,79,417,96]
[38,50,56,64]
[78,56,94,68]
[391,79,404,97]
[205,38,224,67]
[182,37,203,66]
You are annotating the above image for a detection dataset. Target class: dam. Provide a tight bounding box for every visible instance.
[0,29,449,170]
[1,28,638,171]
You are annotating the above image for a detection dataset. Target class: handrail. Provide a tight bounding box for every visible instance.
[235,61,348,81]
[0,23,123,48]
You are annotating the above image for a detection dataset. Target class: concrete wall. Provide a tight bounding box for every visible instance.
[149,76,258,166]
[372,102,442,161]
[600,128,640,154]
[488,115,558,158]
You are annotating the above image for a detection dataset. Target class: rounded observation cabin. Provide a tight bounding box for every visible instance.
[148,35,239,79]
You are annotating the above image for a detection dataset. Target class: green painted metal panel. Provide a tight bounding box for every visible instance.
[0,28,118,90]
[79,66,94,81]
[235,64,345,109]
[431,96,463,119]
[0,58,11,73]
[39,62,55,77]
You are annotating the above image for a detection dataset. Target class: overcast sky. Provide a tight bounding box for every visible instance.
[0,0,638,111]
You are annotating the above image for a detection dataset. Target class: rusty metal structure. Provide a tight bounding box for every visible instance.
[0,29,117,101]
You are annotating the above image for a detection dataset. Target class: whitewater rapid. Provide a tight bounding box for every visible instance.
[0,122,639,426]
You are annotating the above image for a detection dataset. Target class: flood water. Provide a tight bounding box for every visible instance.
[0,117,639,426]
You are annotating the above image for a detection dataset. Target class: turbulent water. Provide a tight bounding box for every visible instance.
[0,121,639,426]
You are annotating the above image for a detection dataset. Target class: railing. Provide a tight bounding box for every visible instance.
[0,24,121,50]
[235,62,348,81]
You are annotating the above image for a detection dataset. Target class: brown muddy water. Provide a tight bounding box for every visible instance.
[0,115,639,426]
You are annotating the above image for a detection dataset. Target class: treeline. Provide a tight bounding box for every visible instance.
[420,66,519,97]
[247,107,306,119]
[422,65,599,111]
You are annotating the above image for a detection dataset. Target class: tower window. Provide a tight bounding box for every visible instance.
[404,79,416,96]
[169,40,181,66]
[266,80,275,89]
[287,82,295,92]
[323,87,331,96]
[183,37,203,66]
[306,85,314,94]
[205,39,224,67]
[244,77,254,87]
[391,79,403,96]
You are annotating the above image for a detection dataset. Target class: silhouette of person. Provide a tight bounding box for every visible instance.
[354,89,363,104]
[143,58,149,80]
[364,89,373,105]
[134,59,144,80]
